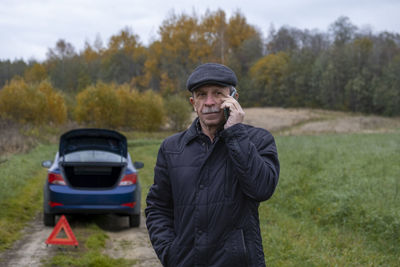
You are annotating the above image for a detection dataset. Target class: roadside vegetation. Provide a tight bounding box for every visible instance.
[41,223,136,267]
[0,144,56,251]
[0,116,399,265]
[263,133,400,265]
[129,132,400,266]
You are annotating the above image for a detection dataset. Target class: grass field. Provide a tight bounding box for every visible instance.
[262,133,400,266]
[0,144,57,251]
[129,132,400,266]
[1,130,399,265]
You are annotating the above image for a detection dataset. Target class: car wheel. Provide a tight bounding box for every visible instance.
[44,213,55,226]
[129,214,140,228]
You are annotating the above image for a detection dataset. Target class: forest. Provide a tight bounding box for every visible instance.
[0,10,399,130]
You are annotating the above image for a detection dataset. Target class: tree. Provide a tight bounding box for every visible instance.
[46,39,81,92]
[75,82,122,128]
[329,16,357,46]
[249,52,289,106]
[24,63,47,83]
[101,28,146,85]
[0,78,67,125]
[164,95,192,131]
[226,11,263,79]
[156,12,202,93]
[373,55,400,115]
[266,26,299,53]
[0,59,28,88]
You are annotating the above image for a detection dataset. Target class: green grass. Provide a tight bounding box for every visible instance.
[262,133,400,266]
[2,132,399,265]
[0,144,57,204]
[129,132,400,266]
[128,139,163,207]
[0,144,57,251]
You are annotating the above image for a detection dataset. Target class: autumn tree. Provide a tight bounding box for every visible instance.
[156,13,203,93]
[249,52,289,106]
[75,82,122,128]
[101,28,146,86]
[24,63,47,83]
[75,82,166,130]
[0,78,67,125]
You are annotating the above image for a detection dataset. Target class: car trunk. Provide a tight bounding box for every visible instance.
[61,162,126,188]
[58,129,128,189]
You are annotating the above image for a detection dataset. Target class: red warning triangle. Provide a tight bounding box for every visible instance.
[45,215,78,246]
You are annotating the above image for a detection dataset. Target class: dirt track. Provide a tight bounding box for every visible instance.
[1,108,399,266]
[0,213,161,267]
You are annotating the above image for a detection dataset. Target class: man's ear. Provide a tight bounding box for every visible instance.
[189,97,197,112]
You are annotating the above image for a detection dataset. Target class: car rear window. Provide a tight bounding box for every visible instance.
[63,150,126,163]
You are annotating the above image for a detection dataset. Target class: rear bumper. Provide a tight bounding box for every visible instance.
[49,205,137,215]
[47,184,140,215]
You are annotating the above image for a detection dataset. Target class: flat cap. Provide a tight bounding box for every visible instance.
[186,63,237,92]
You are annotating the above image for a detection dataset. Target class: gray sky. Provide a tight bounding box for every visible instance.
[0,0,399,61]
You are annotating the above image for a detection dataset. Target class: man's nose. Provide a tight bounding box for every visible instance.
[204,94,217,105]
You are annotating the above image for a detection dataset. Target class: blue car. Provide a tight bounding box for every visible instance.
[42,128,143,227]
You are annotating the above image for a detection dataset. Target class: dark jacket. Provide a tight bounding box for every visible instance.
[146,118,280,267]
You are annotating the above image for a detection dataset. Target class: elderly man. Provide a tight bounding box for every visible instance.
[146,63,280,267]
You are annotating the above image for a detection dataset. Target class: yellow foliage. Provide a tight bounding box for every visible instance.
[75,83,166,131]
[160,72,176,96]
[134,90,165,131]
[38,81,68,124]
[0,78,67,125]
[24,63,47,83]
[227,11,258,49]
[75,82,122,128]
[250,52,290,87]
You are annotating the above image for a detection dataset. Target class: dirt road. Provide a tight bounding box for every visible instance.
[0,212,160,267]
[1,108,399,267]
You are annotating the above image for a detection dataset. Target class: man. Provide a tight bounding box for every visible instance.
[146,63,280,267]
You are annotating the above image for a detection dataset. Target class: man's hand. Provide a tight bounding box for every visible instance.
[221,95,245,129]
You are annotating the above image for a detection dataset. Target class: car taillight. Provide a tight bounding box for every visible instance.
[49,201,63,207]
[119,173,137,186]
[121,202,136,208]
[48,172,66,185]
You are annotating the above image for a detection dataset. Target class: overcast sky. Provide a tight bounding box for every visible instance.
[0,0,399,61]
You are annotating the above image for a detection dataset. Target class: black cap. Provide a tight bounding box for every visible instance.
[186,63,237,92]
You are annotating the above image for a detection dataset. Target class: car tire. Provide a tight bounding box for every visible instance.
[44,213,55,227]
[129,214,140,228]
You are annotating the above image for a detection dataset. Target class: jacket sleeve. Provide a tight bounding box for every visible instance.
[145,143,175,266]
[221,123,280,202]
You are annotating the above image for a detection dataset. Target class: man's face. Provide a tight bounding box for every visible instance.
[190,84,230,129]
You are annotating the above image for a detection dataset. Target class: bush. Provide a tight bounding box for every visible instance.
[75,83,166,131]
[164,95,192,131]
[75,82,122,128]
[133,90,165,131]
[0,78,67,125]
[116,86,142,127]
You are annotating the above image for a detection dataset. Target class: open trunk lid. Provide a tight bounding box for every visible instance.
[59,128,127,158]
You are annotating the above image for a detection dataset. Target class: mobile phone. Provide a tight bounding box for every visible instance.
[224,87,237,120]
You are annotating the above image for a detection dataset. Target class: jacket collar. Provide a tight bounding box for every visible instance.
[183,117,225,145]
[183,117,201,145]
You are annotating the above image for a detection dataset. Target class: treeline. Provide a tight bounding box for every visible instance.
[0,78,192,131]
[1,10,400,119]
